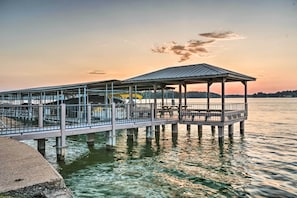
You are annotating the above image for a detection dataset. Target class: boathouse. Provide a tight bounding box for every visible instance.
[0,63,255,160]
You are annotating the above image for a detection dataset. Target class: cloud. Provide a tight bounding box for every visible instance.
[199,31,245,40]
[152,39,213,62]
[88,70,106,75]
[151,31,244,62]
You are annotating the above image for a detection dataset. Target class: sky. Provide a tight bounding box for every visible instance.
[0,0,296,94]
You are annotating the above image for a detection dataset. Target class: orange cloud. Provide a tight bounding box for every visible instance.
[151,31,244,62]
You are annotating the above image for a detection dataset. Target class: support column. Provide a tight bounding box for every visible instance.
[155,125,161,133]
[106,103,116,148]
[178,84,182,120]
[183,83,187,107]
[228,124,234,138]
[38,103,43,128]
[127,128,135,142]
[242,81,248,117]
[198,125,202,138]
[146,126,155,139]
[221,79,226,122]
[172,123,178,133]
[87,103,91,125]
[153,84,157,117]
[37,139,46,156]
[240,121,245,135]
[57,103,66,161]
[211,126,216,136]
[56,137,66,161]
[218,126,224,139]
[187,124,191,132]
[87,133,96,146]
[134,128,139,140]
[37,103,45,156]
[207,82,212,111]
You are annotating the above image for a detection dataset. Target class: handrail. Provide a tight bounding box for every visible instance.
[0,102,247,135]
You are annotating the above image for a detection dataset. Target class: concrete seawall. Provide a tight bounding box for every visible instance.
[0,137,72,198]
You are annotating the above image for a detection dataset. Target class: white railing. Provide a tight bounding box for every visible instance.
[0,103,247,135]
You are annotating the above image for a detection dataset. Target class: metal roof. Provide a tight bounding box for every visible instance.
[123,63,256,85]
[0,80,120,96]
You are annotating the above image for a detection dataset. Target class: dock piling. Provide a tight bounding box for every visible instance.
[186,124,191,132]
[87,133,96,146]
[228,124,234,138]
[211,126,216,136]
[198,125,202,138]
[172,123,178,133]
[218,126,224,139]
[240,121,245,135]
[37,139,46,156]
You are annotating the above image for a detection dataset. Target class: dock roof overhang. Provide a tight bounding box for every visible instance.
[122,63,256,86]
[0,80,121,97]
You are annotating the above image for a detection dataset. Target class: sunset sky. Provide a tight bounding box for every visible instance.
[0,0,296,94]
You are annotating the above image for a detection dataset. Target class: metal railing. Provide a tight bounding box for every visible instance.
[0,102,247,135]
[179,103,246,123]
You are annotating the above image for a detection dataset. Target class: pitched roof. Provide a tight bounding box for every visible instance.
[123,63,256,84]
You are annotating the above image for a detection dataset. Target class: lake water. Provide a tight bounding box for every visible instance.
[28,98,297,197]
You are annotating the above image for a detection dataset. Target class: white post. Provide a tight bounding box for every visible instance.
[221,79,225,122]
[57,103,66,161]
[107,103,116,148]
[38,103,43,128]
[87,103,91,125]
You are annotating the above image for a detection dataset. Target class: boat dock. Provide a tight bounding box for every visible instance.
[0,63,256,160]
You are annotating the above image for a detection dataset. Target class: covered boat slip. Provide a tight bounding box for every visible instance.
[0,63,255,140]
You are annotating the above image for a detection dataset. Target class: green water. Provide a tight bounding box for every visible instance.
[26,98,297,197]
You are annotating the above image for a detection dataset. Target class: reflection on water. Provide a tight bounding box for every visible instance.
[24,98,297,197]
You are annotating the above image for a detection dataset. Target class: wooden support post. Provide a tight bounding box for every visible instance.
[187,124,191,132]
[228,124,234,138]
[240,121,245,135]
[127,129,134,142]
[172,123,178,133]
[134,128,138,140]
[87,133,96,146]
[198,125,202,138]
[211,126,216,136]
[155,125,160,133]
[37,139,46,156]
[146,126,154,139]
[218,126,224,138]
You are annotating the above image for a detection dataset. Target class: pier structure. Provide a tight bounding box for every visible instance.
[0,63,255,160]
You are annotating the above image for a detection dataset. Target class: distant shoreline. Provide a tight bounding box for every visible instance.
[142,90,297,99]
